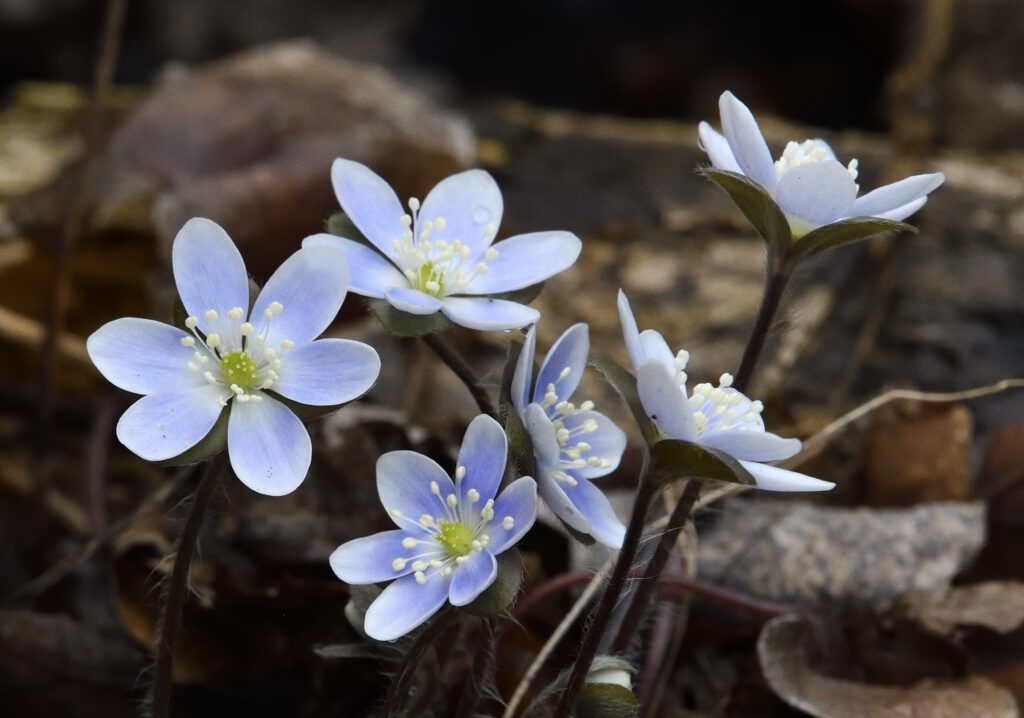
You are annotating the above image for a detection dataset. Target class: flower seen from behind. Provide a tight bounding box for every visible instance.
[512,324,628,548]
[330,415,537,641]
[87,218,381,496]
[699,91,945,238]
[304,159,582,331]
[617,291,833,492]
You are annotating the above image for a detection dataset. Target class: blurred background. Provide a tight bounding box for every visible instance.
[1,0,1023,716]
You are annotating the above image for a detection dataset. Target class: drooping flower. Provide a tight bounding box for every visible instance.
[699,91,945,238]
[303,159,582,331]
[331,415,537,641]
[87,218,381,496]
[617,291,833,492]
[512,324,628,548]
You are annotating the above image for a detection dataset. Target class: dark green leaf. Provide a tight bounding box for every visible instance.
[702,168,792,270]
[366,298,456,337]
[492,281,545,306]
[649,439,755,485]
[794,217,916,257]
[577,683,638,718]
[463,549,523,616]
[589,357,658,446]
[272,393,347,423]
[325,211,372,247]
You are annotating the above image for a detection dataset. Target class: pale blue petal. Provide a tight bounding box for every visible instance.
[875,196,928,221]
[698,121,742,173]
[561,478,626,549]
[465,231,582,294]
[699,429,800,462]
[449,550,498,606]
[850,173,944,218]
[718,91,777,191]
[456,415,507,504]
[534,323,589,406]
[227,394,311,496]
[272,338,380,406]
[775,160,858,227]
[617,290,643,370]
[418,169,503,257]
[537,472,591,534]
[740,460,835,492]
[331,159,407,262]
[303,234,404,298]
[559,410,627,479]
[639,329,674,368]
[171,218,249,337]
[384,286,443,315]
[487,476,539,553]
[440,297,539,331]
[116,385,228,461]
[377,451,455,529]
[524,404,561,467]
[511,326,537,416]
[364,572,451,641]
[636,361,697,441]
[330,530,419,584]
[88,318,203,395]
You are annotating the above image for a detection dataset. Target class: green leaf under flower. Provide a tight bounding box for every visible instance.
[649,438,755,486]
[590,357,659,446]
[366,298,456,337]
[463,549,524,616]
[702,168,791,269]
[793,217,916,257]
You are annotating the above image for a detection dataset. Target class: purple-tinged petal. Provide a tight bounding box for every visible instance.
[440,296,539,332]
[533,323,589,406]
[228,393,311,496]
[718,91,777,191]
[699,429,800,462]
[524,404,561,467]
[617,290,643,370]
[875,196,928,222]
[377,451,455,529]
[698,121,742,173]
[465,231,582,295]
[558,410,627,479]
[88,318,203,395]
[487,476,539,553]
[331,159,407,261]
[850,173,944,218]
[639,329,674,368]
[272,338,380,406]
[636,361,697,441]
[512,326,537,416]
[330,530,420,584]
[775,160,858,228]
[303,234,405,298]
[419,169,503,257]
[364,572,451,641]
[456,415,508,504]
[537,472,591,534]
[384,286,443,315]
[740,460,835,492]
[117,385,228,461]
[172,218,249,337]
[560,479,626,549]
[449,550,498,606]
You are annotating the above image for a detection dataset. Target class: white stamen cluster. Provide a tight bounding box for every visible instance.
[539,366,613,487]
[774,139,859,185]
[391,197,500,297]
[687,372,764,435]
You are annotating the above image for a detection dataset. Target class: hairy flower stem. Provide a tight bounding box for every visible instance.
[421,333,498,419]
[384,608,459,717]
[555,453,655,716]
[455,618,497,718]
[610,479,701,654]
[733,263,793,393]
[147,454,226,718]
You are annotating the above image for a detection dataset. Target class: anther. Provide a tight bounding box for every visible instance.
[185,316,198,329]
[467,489,480,503]
[502,516,514,529]
[227,307,244,321]
[180,337,195,347]
[204,309,219,323]
[408,197,420,212]
[206,333,221,349]
[392,558,407,571]
[414,571,427,585]
[430,481,440,495]
[446,494,458,508]
[419,515,435,527]
[559,366,572,380]
[402,537,417,548]
[485,247,499,260]
[412,561,428,572]
[269,301,284,315]
[456,466,466,481]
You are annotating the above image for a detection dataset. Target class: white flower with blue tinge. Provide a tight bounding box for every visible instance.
[699,91,945,237]
[331,415,537,641]
[617,291,833,492]
[87,218,381,496]
[304,159,582,331]
[512,324,628,548]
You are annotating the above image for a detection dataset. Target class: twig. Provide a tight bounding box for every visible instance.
[658,577,793,618]
[734,265,792,393]
[421,333,498,419]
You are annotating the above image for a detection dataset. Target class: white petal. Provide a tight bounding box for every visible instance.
[456,415,508,504]
[364,572,451,641]
[418,169,503,257]
[740,460,835,492]
[558,410,627,479]
[88,318,203,395]
[384,286,443,315]
[464,231,581,295]
[331,159,407,262]
[251,244,349,347]
[171,218,249,337]
[524,404,561,467]
[616,290,643,370]
[533,323,589,406]
[227,394,311,496]
[718,91,777,190]
[560,478,626,549]
[449,550,498,607]
[875,196,928,222]
[699,429,800,462]
[376,451,455,528]
[537,471,591,534]
[698,121,742,173]
[636,361,697,441]
[511,325,537,416]
[272,338,380,406]
[116,385,228,461]
[440,297,539,331]
[850,173,944,218]
[639,329,674,368]
[775,160,858,227]
[330,530,419,584]
[487,477,538,554]
[303,234,405,298]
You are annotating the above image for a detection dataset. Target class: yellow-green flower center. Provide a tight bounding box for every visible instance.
[220,350,257,389]
[436,520,473,557]
[413,261,445,297]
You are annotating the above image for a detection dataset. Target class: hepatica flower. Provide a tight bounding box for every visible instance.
[699,91,945,238]
[331,416,537,641]
[304,159,582,331]
[617,291,833,492]
[512,324,628,548]
[87,218,381,496]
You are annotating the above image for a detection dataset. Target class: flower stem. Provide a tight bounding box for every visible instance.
[611,479,701,653]
[421,333,498,419]
[147,455,226,718]
[554,453,655,716]
[454,617,497,718]
[384,607,459,717]
[733,263,793,393]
